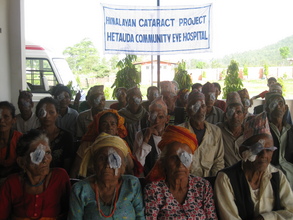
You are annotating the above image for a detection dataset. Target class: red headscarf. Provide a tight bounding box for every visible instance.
[82,109,128,142]
[146,125,198,182]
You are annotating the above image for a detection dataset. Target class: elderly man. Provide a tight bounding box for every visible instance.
[160,80,185,125]
[217,92,244,167]
[142,86,160,111]
[214,112,293,219]
[202,82,224,124]
[265,92,293,189]
[237,88,253,120]
[133,96,170,176]
[15,90,40,133]
[119,86,148,149]
[179,89,224,177]
[76,85,106,139]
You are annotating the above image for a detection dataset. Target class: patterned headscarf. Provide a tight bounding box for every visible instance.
[226,92,243,108]
[79,133,129,177]
[202,82,216,94]
[243,112,271,142]
[146,125,198,182]
[82,109,128,141]
[160,81,179,96]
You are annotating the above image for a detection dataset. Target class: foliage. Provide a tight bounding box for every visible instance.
[173,60,192,90]
[279,46,290,59]
[111,55,141,98]
[66,81,77,97]
[243,64,248,77]
[63,38,110,78]
[220,35,293,67]
[223,60,243,98]
[263,63,269,79]
[188,59,209,69]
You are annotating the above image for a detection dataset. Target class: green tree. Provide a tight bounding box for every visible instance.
[243,64,248,77]
[63,38,110,77]
[111,55,141,98]
[263,63,269,79]
[279,46,290,60]
[223,60,243,98]
[173,60,192,90]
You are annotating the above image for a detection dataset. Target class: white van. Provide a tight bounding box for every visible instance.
[25,42,83,101]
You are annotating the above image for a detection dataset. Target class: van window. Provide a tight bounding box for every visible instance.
[26,58,58,93]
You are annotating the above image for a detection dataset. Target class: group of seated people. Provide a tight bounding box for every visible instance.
[0,77,293,219]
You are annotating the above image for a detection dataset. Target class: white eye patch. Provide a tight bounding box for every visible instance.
[244,98,251,107]
[38,105,47,118]
[269,100,278,111]
[209,93,216,101]
[150,112,158,123]
[94,95,103,105]
[133,97,142,105]
[241,139,277,162]
[108,148,122,176]
[153,91,159,98]
[20,100,31,109]
[30,144,46,165]
[226,107,235,119]
[57,92,65,101]
[184,92,190,100]
[177,148,193,168]
[190,101,202,114]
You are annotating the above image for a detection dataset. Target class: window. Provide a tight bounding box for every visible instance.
[26,58,58,93]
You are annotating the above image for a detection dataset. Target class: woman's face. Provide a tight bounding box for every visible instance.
[99,115,118,136]
[0,107,16,133]
[38,103,58,126]
[164,142,192,180]
[25,140,52,177]
[93,146,125,182]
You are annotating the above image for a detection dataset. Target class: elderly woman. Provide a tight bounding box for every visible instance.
[68,133,145,219]
[144,125,218,219]
[0,101,22,182]
[36,97,74,173]
[70,109,137,178]
[0,129,71,219]
[214,112,293,219]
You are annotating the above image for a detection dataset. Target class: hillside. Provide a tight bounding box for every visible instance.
[218,35,293,67]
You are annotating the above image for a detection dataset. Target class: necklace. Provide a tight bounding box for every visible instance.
[26,177,46,187]
[94,183,120,218]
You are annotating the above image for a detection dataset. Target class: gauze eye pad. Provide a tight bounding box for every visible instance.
[190,101,202,114]
[94,95,103,105]
[57,93,65,101]
[133,97,142,105]
[150,112,158,123]
[226,107,235,119]
[209,93,216,101]
[30,144,46,165]
[38,105,47,118]
[108,148,122,176]
[244,98,251,107]
[177,148,193,168]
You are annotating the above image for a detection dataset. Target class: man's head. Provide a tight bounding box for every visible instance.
[269,83,282,94]
[225,92,244,129]
[212,82,221,99]
[191,83,202,92]
[89,85,105,111]
[265,92,287,122]
[51,84,72,109]
[126,86,142,113]
[18,90,34,116]
[267,77,277,87]
[147,86,160,103]
[240,112,276,172]
[148,96,170,132]
[115,87,127,103]
[160,81,178,113]
[202,82,216,108]
[186,89,206,123]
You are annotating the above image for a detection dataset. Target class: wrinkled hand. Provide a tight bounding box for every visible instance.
[143,124,159,143]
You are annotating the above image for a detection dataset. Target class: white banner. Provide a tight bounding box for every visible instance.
[102,4,213,55]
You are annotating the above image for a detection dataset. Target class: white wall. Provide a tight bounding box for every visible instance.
[0,0,25,106]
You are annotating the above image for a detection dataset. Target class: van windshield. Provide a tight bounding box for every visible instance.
[52,58,75,85]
